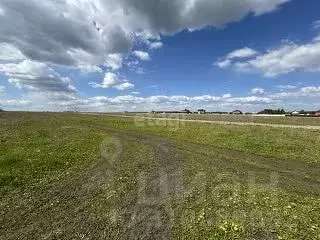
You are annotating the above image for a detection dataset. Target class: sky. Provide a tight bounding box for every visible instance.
[0,0,320,112]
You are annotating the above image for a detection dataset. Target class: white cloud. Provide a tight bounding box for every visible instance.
[135,31,163,49]
[133,51,151,61]
[0,86,5,93]
[149,42,164,49]
[0,0,289,68]
[251,88,265,94]
[275,85,297,90]
[76,64,103,73]
[313,35,320,42]
[0,5,5,16]
[312,20,320,29]
[215,59,231,69]
[4,85,320,112]
[113,82,135,90]
[105,54,123,71]
[215,47,257,68]
[217,41,320,77]
[90,72,135,90]
[77,93,277,111]
[126,60,146,74]
[226,47,258,59]
[0,60,76,94]
[0,43,25,61]
[300,86,320,94]
[90,72,120,88]
[270,86,320,98]
[131,91,141,95]
[0,99,31,107]
[225,96,273,104]
[222,93,232,99]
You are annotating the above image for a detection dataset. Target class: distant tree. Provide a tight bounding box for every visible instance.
[258,109,285,114]
[0,108,4,112]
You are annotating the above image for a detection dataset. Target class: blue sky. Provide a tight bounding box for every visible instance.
[0,0,319,112]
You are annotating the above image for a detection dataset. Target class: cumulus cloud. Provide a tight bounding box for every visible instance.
[4,85,320,112]
[0,43,25,61]
[0,60,76,94]
[133,51,151,61]
[0,85,5,93]
[0,0,132,68]
[0,0,294,110]
[216,41,320,77]
[83,94,275,107]
[135,31,163,49]
[114,82,135,90]
[105,54,123,71]
[90,72,135,90]
[61,93,278,113]
[251,88,265,94]
[0,0,289,69]
[149,42,164,49]
[270,86,320,98]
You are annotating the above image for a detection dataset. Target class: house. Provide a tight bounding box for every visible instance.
[231,110,243,115]
[197,109,206,114]
[315,110,320,117]
[291,110,300,116]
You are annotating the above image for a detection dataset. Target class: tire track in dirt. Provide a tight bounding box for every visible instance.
[100,127,183,240]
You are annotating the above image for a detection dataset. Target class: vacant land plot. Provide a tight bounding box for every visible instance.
[0,112,319,239]
[105,112,320,126]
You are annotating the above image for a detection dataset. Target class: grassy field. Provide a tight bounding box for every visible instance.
[0,112,319,239]
[107,112,320,126]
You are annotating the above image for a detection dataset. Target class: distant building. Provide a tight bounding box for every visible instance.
[231,110,243,115]
[315,111,320,117]
[197,109,206,114]
[291,110,300,116]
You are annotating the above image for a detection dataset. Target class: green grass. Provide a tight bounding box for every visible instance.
[112,112,320,126]
[62,114,320,164]
[0,112,319,239]
[0,112,106,190]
